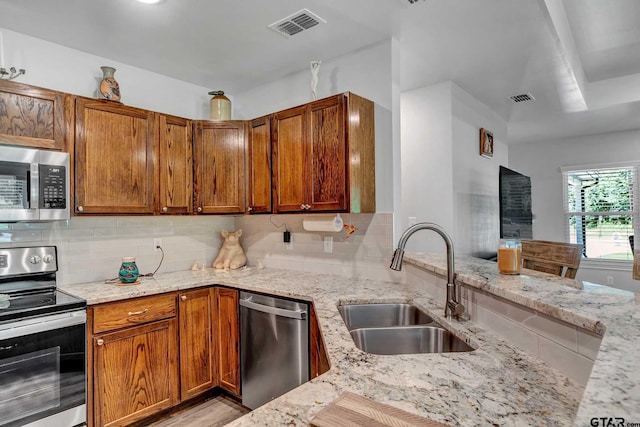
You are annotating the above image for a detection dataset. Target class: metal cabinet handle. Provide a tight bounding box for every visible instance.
[96,339,104,346]
[300,204,306,210]
[77,206,84,212]
[197,207,203,213]
[162,206,168,213]
[127,308,149,316]
[181,295,187,301]
[247,206,253,212]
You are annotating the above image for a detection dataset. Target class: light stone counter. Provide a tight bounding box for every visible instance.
[59,254,638,426]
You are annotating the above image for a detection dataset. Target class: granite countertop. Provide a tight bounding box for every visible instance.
[59,255,640,426]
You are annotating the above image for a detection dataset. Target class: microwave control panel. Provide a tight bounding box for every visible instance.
[39,164,67,209]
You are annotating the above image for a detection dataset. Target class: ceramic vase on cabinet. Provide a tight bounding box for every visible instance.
[208,90,231,120]
[99,66,121,101]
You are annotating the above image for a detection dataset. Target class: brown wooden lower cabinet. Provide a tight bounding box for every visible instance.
[178,288,216,400]
[310,304,331,378]
[214,287,241,396]
[88,288,327,426]
[93,318,179,427]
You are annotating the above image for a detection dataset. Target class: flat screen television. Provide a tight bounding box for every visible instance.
[499,166,533,239]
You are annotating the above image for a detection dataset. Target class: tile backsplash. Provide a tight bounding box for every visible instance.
[0,212,394,285]
[236,212,397,281]
[0,216,234,285]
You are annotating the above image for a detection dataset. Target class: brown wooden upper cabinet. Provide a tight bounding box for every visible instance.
[75,98,157,214]
[272,92,375,213]
[158,114,193,215]
[247,116,272,213]
[193,121,247,214]
[0,79,66,150]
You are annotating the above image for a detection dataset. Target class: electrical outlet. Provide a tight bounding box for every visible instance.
[606,276,614,285]
[324,236,333,253]
[153,238,163,252]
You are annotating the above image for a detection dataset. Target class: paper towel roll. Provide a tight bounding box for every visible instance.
[303,214,343,232]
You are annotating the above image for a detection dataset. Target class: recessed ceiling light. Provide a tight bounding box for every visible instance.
[137,0,162,4]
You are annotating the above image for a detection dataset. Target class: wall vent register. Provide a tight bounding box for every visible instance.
[268,9,326,37]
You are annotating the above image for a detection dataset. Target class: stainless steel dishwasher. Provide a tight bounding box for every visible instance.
[239,291,309,409]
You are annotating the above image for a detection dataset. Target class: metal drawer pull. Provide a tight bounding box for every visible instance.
[127,308,149,316]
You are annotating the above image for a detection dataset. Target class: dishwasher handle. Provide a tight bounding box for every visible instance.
[239,298,307,320]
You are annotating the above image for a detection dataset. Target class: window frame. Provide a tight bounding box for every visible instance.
[561,161,640,266]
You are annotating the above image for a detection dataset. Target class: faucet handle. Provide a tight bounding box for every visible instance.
[447,300,465,318]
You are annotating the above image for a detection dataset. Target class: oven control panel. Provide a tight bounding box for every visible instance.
[0,246,58,277]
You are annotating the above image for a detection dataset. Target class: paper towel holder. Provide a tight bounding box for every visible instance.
[302,213,343,232]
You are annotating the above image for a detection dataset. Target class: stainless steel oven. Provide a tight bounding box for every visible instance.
[0,145,70,222]
[0,247,86,427]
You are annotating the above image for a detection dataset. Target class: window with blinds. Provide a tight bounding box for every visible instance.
[563,164,639,260]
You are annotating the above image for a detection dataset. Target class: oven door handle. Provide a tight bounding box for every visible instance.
[0,310,86,341]
[29,162,39,210]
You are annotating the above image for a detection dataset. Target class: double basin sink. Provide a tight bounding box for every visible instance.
[338,303,474,355]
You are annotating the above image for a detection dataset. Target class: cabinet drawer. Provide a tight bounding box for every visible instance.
[93,293,177,334]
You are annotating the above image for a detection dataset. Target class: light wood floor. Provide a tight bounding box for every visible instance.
[144,395,250,427]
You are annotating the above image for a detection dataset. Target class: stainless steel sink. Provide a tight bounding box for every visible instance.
[338,303,436,330]
[349,326,474,355]
[338,303,475,354]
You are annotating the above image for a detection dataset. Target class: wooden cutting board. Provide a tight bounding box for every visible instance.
[310,392,452,427]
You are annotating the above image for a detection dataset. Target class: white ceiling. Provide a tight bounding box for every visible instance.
[0,0,639,144]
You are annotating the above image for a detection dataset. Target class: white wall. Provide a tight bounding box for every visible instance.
[509,129,640,291]
[451,84,508,257]
[399,82,454,252]
[399,82,507,256]
[0,27,212,119]
[233,41,395,213]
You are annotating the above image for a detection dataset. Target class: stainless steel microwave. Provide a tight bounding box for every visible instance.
[0,145,70,222]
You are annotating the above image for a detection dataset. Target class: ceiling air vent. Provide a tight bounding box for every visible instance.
[269,9,326,38]
[509,93,535,103]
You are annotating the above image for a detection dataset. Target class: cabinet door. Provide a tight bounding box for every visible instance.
[158,114,192,215]
[272,105,308,212]
[214,287,240,396]
[75,98,156,214]
[193,121,246,214]
[247,116,272,213]
[0,80,66,150]
[93,319,179,427]
[308,95,347,211]
[310,304,330,379]
[178,287,216,400]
